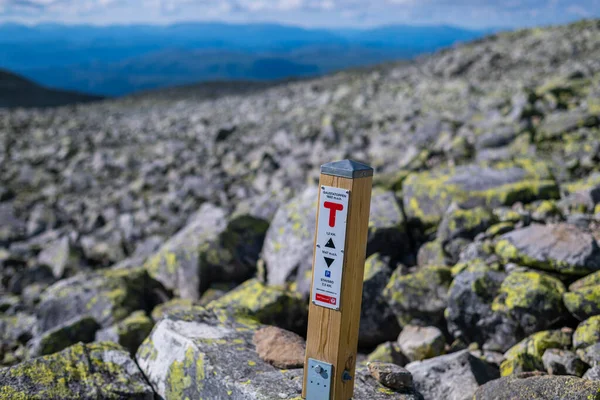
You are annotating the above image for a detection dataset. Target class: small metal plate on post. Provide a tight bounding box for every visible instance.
[306,358,333,400]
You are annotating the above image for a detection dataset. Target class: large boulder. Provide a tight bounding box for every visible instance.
[490,271,567,349]
[474,373,600,400]
[145,203,268,299]
[445,261,507,348]
[495,223,600,276]
[574,316,600,349]
[35,267,160,333]
[262,186,318,291]
[403,160,558,229]
[406,350,499,400]
[0,341,154,399]
[564,276,600,321]
[383,266,452,327]
[137,307,422,399]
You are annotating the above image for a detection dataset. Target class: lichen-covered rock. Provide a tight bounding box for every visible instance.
[491,271,567,345]
[145,204,267,300]
[36,267,160,333]
[397,325,445,362]
[137,307,421,399]
[252,326,305,369]
[445,261,507,349]
[570,270,600,291]
[360,254,401,347]
[403,160,558,229]
[206,278,307,333]
[28,316,100,357]
[367,341,408,366]
[564,284,600,321]
[574,316,600,349]
[383,266,452,327]
[0,341,154,399]
[474,373,600,400]
[406,350,499,400]
[495,223,600,276]
[537,109,599,140]
[95,311,154,354]
[262,186,318,292]
[150,298,197,322]
[416,240,446,266]
[542,349,588,377]
[500,330,572,376]
[367,362,413,390]
[437,205,496,262]
[0,313,37,366]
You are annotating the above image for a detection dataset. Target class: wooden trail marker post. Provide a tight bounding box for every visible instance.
[302,160,373,400]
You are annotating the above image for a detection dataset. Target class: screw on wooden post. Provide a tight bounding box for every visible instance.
[302,160,373,400]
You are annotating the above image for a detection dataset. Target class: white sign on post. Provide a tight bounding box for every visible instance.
[311,185,349,310]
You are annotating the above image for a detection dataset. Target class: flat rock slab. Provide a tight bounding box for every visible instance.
[136,308,422,399]
[496,223,600,275]
[403,161,558,228]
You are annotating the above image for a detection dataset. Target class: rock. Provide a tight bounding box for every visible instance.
[145,203,249,300]
[474,373,600,399]
[491,271,567,347]
[398,325,445,362]
[367,341,409,366]
[577,343,600,366]
[252,326,305,369]
[403,161,558,229]
[406,350,499,400]
[445,261,507,349]
[151,298,196,322]
[570,270,600,291]
[495,223,600,276]
[542,349,588,377]
[383,266,452,327]
[0,313,37,365]
[584,365,600,381]
[0,203,27,246]
[359,254,401,347]
[262,186,318,292]
[28,316,100,357]
[37,237,77,279]
[367,361,413,390]
[366,190,412,264]
[0,341,153,399]
[538,109,599,140]
[36,267,160,333]
[137,307,420,399]
[564,284,600,321]
[206,278,307,334]
[95,311,154,354]
[574,315,600,349]
[416,240,446,266]
[501,329,573,377]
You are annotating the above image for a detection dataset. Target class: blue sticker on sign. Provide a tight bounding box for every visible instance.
[325,270,331,278]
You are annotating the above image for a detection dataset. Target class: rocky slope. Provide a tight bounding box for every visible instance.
[2,19,600,400]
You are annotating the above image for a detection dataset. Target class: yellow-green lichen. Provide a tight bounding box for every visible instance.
[574,315,600,349]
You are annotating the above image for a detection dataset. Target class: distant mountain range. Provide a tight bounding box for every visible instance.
[0,22,491,97]
[0,69,102,108]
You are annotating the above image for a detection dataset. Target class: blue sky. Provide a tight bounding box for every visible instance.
[0,0,598,28]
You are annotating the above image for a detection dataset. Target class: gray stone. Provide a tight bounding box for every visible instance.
[584,365,600,381]
[542,349,588,377]
[28,316,100,357]
[367,361,413,390]
[474,373,600,399]
[37,236,76,279]
[496,223,600,276]
[0,342,154,399]
[398,325,446,362]
[406,350,499,400]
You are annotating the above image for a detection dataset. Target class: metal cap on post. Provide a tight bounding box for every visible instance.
[303,159,373,400]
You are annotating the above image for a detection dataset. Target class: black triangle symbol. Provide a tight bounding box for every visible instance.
[325,238,335,249]
[324,257,335,268]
